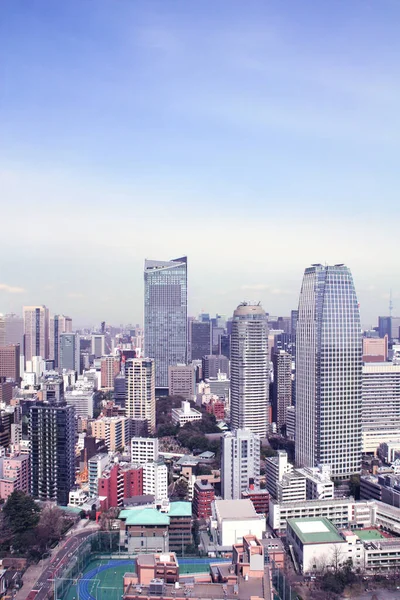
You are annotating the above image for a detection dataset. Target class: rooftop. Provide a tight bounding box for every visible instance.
[168,501,192,517]
[288,517,343,545]
[215,499,259,520]
[119,507,170,526]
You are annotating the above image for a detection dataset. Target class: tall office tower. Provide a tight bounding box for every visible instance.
[290,310,298,337]
[125,358,156,431]
[219,334,230,359]
[230,303,269,437]
[4,313,24,347]
[272,350,292,434]
[202,354,230,379]
[0,345,20,382]
[91,334,105,358]
[168,364,196,400]
[295,264,362,479]
[59,333,80,372]
[100,355,120,388]
[29,402,75,505]
[378,316,392,340]
[190,320,211,361]
[221,429,260,500]
[49,315,72,367]
[362,363,400,454]
[392,317,400,343]
[144,257,187,390]
[23,306,50,362]
[0,316,5,346]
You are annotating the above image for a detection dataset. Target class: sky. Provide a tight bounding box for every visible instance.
[1,0,400,328]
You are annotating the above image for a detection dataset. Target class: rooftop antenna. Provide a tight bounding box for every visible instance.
[389,289,393,317]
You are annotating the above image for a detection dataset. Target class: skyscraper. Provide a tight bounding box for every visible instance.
[295,264,362,479]
[29,401,75,505]
[125,358,156,431]
[50,315,72,367]
[190,320,211,361]
[272,350,292,434]
[59,333,80,372]
[230,303,269,437]
[23,306,50,362]
[144,257,187,389]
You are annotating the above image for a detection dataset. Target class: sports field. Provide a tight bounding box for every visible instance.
[61,556,228,600]
[356,529,386,541]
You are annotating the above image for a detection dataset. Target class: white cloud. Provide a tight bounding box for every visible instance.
[0,283,25,294]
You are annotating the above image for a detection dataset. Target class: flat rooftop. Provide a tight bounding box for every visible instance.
[355,529,386,541]
[215,499,258,520]
[288,517,343,545]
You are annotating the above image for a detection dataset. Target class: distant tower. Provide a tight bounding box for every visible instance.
[23,306,50,362]
[272,350,292,434]
[50,315,72,368]
[295,264,362,479]
[144,257,187,390]
[230,303,269,437]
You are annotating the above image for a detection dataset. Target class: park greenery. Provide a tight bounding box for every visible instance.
[0,491,73,561]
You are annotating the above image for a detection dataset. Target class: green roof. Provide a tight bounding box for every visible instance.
[288,517,343,545]
[168,502,192,517]
[119,508,170,526]
[355,529,385,541]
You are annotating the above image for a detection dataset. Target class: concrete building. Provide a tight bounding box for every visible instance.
[168,364,195,401]
[91,334,105,358]
[0,345,20,382]
[296,264,362,479]
[362,363,400,454]
[64,388,94,418]
[88,453,110,497]
[0,453,30,500]
[190,320,211,361]
[205,372,230,401]
[143,461,168,501]
[171,400,202,426]
[230,303,269,437]
[119,507,170,554]
[287,517,348,574]
[286,406,295,440]
[29,401,75,505]
[98,462,143,508]
[92,416,129,452]
[296,465,334,501]
[193,479,215,519]
[101,355,120,388]
[131,437,159,464]
[202,354,229,380]
[3,313,24,348]
[49,315,72,368]
[125,359,156,432]
[144,257,187,390]
[363,336,388,362]
[23,305,50,362]
[212,499,266,547]
[221,429,260,500]
[272,350,292,433]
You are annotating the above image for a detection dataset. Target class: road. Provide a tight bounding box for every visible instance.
[26,526,99,600]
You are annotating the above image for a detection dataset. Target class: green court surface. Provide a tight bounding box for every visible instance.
[63,559,133,600]
[355,529,385,541]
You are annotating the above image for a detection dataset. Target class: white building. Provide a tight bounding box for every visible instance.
[143,460,168,502]
[171,401,202,426]
[125,358,156,432]
[131,437,159,464]
[286,405,295,440]
[65,389,94,418]
[221,429,260,500]
[88,453,110,497]
[68,488,89,507]
[230,303,269,437]
[296,465,334,500]
[212,499,266,547]
[362,363,400,454]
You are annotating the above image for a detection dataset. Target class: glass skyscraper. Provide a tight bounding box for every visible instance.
[295,264,362,479]
[144,257,187,389]
[230,302,269,437]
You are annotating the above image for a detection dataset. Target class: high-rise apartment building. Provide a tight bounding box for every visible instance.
[144,257,187,389]
[91,416,129,452]
[23,306,50,362]
[49,315,72,367]
[0,345,20,381]
[362,363,400,454]
[295,264,362,479]
[29,402,75,505]
[100,355,120,388]
[125,358,156,431]
[272,350,292,433]
[221,429,260,500]
[230,303,269,437]
[190,320,211,361]
[59,333,80,372]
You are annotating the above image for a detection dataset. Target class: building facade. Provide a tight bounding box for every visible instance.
[221,429,260,500]
[168,364,195,401]
[0,345,20,381]
[295,264,362,479]
[190,320,211,361]
[59,333,79,372]
[144,257,187,389]
[125,358,156,432]
[23,305,50,362]
[272,350,292,434]
[230,303,269,437]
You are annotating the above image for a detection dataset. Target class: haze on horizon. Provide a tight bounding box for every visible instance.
[1,0,399,328]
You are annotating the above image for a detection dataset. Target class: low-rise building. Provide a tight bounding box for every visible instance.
[212,499,266,547]
[119,508,170,554]
[241,487,269,515]
[171,401,202,426]
[168,365,195,401]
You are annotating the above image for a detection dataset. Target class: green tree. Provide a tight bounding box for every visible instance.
[3,491,41,534]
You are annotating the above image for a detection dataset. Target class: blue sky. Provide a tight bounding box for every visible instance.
[1,0,399,327]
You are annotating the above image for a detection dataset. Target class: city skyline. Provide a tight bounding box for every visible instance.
[1,1,400,326]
